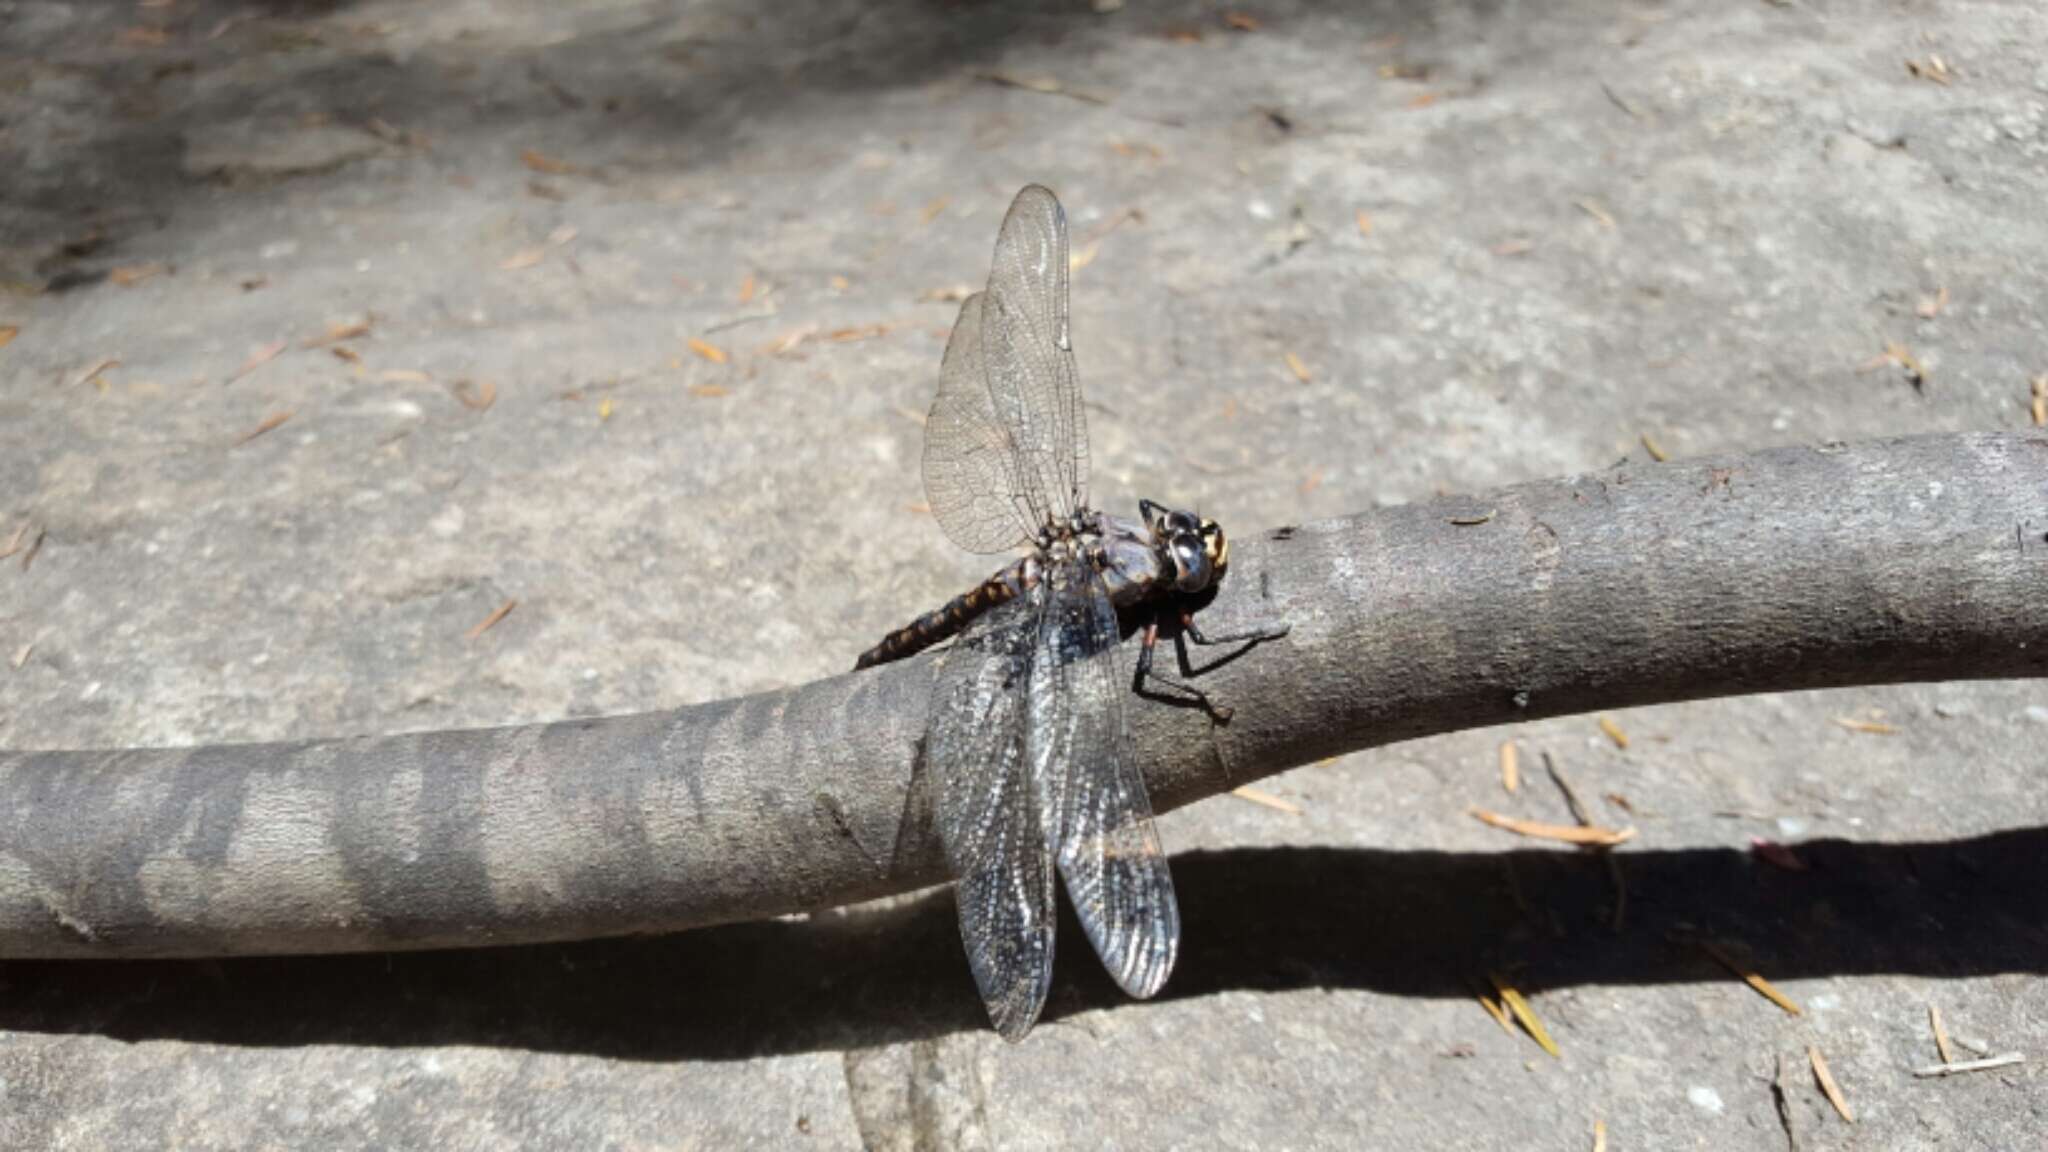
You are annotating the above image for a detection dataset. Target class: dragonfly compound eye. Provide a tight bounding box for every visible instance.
[1171,537,1212,591]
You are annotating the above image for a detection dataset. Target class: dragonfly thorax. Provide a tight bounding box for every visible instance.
[1031,509,1096,556]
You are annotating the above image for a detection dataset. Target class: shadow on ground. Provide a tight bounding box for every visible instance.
[3,0,1499,274]
[8,0,996,265]
[4,828,2041,1061]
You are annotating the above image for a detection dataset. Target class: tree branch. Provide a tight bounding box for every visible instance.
[3,432,2043,959]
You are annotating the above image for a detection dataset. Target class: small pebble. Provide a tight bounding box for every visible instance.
[1687,1086,1725,1115]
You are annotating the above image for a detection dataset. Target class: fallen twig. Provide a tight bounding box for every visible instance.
[1699,940,1802,1016]
[1471,807,1635,846]
[234,411,293,445]
[1930,1004,1954,1065]
[1911,1053,2023,1078]
[1229,785,1300,815]
[228,340,287,383]
[466,599,517,640]
[1489,973,1560,1057]
[76,357,120,389]
[303,320,371,349]
[1808,1044,1854,1123]
[1598,715,1629,749]
[1475,989,1512,1032]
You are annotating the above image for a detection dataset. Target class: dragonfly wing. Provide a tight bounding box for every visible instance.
[923,293,1037,555]
[1032,558,1179,1000]
[982,185,1089,526]
[929,590,1058,1039]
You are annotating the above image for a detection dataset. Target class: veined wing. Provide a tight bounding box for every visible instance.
[928,589,1058,1039]
[1031,557,1179,1000]
[923,293,1037,555]
[981,185,1089,528]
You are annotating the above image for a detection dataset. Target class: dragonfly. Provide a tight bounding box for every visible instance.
[854,185,1289,1040]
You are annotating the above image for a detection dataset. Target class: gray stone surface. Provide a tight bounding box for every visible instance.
[1,0,2044,1149]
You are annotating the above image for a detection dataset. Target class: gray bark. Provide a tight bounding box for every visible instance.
[3,431,2044,959]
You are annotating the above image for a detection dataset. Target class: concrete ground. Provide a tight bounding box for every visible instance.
[3,0,2046,1147]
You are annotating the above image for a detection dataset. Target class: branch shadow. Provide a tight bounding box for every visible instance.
[3,828,2042,1061]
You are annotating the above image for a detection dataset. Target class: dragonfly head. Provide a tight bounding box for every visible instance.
[1142,500,1229,594]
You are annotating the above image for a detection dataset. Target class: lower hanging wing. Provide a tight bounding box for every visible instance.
[1033,560,1181,1000]
[928,592,1058,1040]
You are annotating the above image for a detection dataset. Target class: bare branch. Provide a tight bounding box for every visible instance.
[2,432,2043,959]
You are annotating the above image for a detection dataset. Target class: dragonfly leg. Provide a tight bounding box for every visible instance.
[1180,611,1291,648]
[1134,619,1235,723]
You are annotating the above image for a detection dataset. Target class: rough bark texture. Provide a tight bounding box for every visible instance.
[3,431,2043,959]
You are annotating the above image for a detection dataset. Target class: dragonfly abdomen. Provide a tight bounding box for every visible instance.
[854,557,1038,670]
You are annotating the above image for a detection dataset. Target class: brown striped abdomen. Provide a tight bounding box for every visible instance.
[854,560,1032,670]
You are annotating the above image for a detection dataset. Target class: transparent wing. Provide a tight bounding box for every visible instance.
[982,185,1089,526]
[922,293,1036,554]
[928,590,1058,1039]
[1031,558,1179,1000]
